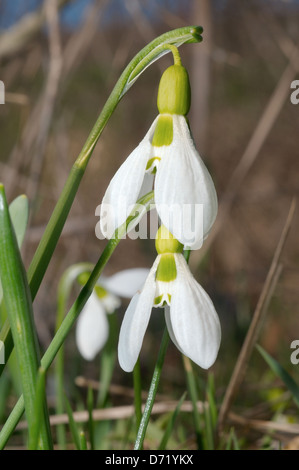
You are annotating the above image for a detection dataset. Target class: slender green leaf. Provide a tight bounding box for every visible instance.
[8,195,29,248]
[134,328,170,450]
[256,345,299,408]
[64,394,81,450]
[0,319,12,377]
[79,431,88,450]
[0,194,29,305]
[207,373,217,429]
[97,313,118,408]
[225,427,240,450]
[28,367,47,450]
[133,359,142,434]
[158,392,187,450]
[87,386,95,451]
[182,355,203,450]
[0,184,52,449]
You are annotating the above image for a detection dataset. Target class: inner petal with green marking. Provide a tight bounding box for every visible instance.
[154,254,177,307]
[151,114,173,147]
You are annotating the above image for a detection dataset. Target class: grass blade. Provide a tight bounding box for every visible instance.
[64,394,81,450]
[256,344,299,408]
[28,367,47,450]
[134,328,170,450]
[0,194,28,306]
[0,184,52,449]
[158,392,186,450]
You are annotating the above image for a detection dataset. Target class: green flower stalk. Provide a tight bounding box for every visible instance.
[100,46,218,250]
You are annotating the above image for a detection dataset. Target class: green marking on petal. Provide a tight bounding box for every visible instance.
[151,114,173,147]
[154,295,170,307]
[77,271,91,286]
[94,285,108,299]
[156,254,177,282]
[146,156,161,171]
[77,273,108,299]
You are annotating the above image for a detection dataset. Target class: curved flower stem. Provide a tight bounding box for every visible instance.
[27,26,203,300]
[182,354,203,450]
[0,192,154,449]
[134,328,170,450]
[1,26,203,378]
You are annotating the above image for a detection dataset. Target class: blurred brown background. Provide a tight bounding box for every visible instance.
[0,0,298,388]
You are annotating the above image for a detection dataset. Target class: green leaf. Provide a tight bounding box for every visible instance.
[0,184,52,449]
[225,427,240,450]
[256,345,299,409]
[0,195,29,305]
[64,394,82,450]
[28,367,47,450]
[158,392,187,450]
[8,195,29,248]
[79,430,88,450]
[87,386,95,451]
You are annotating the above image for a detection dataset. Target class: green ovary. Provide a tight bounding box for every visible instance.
[155,225,184,255]
[157,65,191,115]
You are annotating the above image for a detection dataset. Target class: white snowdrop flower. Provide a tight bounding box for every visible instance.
[76,268,149,361]
[100,64,218,250]
[118,226,221,372]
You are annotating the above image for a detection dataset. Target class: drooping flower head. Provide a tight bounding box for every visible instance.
[118,226,221,372]
[75,268,149,361]
[100,54,218,250]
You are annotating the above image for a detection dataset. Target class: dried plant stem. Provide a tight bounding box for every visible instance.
[217,198,296,430]
[190,55,299,270]
[15,401,207,430]
[228,412,299,437]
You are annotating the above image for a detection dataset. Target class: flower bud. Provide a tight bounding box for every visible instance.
[157,65,191,115]
[155,225,184,255]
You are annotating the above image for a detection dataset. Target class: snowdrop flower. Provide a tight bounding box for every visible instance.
[118,226,221,372]
[76,268,149,361]
[100,63,218,249]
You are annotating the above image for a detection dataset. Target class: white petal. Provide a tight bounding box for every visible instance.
[76,293,109,360]
[100,117,158,239]
[164,306,186,356]
[169,254,221,369]
[155,115,218,249]
[138,172,154,199]
[100,291,121,314]
[118,257,160,372]
[100,268,150,298]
